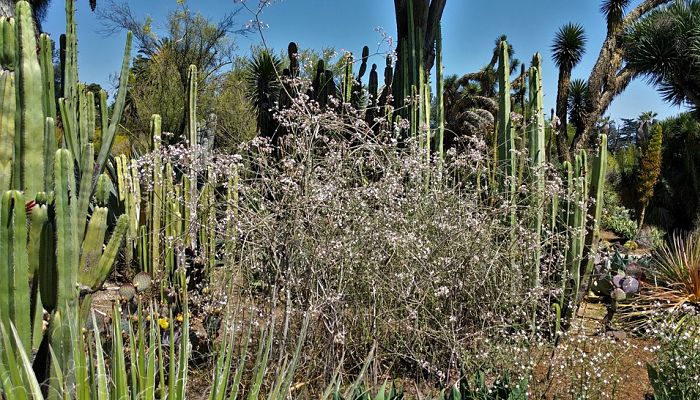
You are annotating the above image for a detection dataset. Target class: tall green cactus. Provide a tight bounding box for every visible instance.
[59,0,132,178]
[0,71,14,192]
[497,40,516,183]
[435,23,445,164]
[0,191,30,356]
[497,39,517,250]
[0,17,15,70]
[15,0,44,200]
[342,51,354,104]
[527,53,545,289]
[581,135,608,296]
[0,1,132,394]
[151,114,163,275]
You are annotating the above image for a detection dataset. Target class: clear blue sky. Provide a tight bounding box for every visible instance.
[42,0,689,122]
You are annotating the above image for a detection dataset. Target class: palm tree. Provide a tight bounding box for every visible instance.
[551,23,587,162]
[245,49,282,141]
[567,78,590,150]
[442,36,521,150]
[601,0,632,30]
[443,74,497,149]
[637,110,658,144]
[625,0,700,113]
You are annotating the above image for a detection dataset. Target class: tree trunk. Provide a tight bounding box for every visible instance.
[555,69,571,163]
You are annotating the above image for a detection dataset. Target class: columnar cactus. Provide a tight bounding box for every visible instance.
[0,71,14,192]
[581,135,608,293]
[435,23,445,163]
[527,53,545,289]
[497,40,516,183]
[0,1,131,393]
[151,114,163,275]
[497,39,517,242]
[15,0,44,200]
[342,51,354,104]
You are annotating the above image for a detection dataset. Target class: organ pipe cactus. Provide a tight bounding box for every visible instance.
[15,0,44,199]
[582,135,608,287]
[0,1,131,393]
[151,114,163,275]
[527,53,545,289]
[0,71,14,192]
[497,39,517,246]
[343,51,354,104]
[0,17,15,70]
[187,65,198,251]
[0,191,31,356]
[435,23,445,163]
[497,40,516,183]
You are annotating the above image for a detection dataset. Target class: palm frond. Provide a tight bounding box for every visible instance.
[551,23,587,71]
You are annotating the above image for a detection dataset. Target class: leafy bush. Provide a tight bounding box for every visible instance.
[601,185,638,240]
[635,225,666,249]
[602,205,638,241]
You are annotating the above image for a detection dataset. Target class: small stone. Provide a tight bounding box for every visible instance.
[622,277,640,294]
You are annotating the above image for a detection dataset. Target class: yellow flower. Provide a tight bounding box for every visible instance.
[176,313,184,323]
[157,317,169,330]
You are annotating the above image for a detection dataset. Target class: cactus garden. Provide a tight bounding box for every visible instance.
[1,0,700,398]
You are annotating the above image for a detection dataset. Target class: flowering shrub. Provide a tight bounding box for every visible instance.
[647,313,700,399]
[130,70,579,383]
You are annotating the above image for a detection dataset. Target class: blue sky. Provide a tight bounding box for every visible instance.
[42,0,689,122]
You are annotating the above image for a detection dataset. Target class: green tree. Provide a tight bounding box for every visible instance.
[567,78,590,148]
[210,59,256,152]
[649,113,700,230]
[635,123,663,226]
[99,2,246,141]
[245,49,282,139]
[625,0,700,112]
[551,23,587,163]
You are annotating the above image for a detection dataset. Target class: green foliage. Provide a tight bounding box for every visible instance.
[625,0,700,112]
[440,371,528,400]
[650,113,700,230]
[602,195,638,241]
[210,61,257,151]
[551,23,587,72]
[245,49,282,136]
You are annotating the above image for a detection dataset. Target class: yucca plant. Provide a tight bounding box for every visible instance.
[651,231,700,303]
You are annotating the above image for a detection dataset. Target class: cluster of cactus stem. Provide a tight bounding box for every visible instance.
[0,0,132,394]
[494,39,608,327]
[113,64,238,290]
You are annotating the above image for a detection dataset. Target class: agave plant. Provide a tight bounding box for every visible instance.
[652,231,700,303]
[617,230,700,330]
